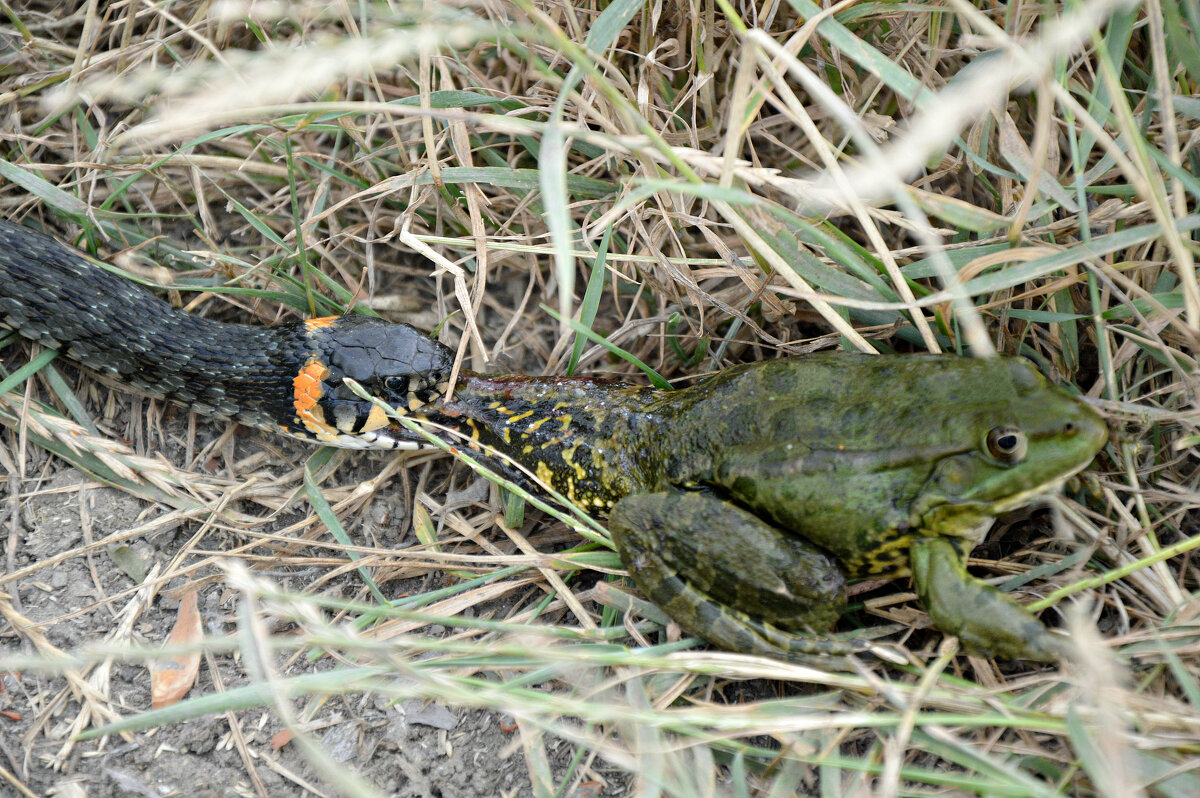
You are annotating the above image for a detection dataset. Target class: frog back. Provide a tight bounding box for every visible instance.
[416,373,667,510]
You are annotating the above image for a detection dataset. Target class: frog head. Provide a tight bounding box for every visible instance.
[696,354,1106,561]
[907,357,1107,539]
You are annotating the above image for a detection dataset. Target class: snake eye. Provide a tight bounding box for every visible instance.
[384,376,410,395]
[985,427,1027,463]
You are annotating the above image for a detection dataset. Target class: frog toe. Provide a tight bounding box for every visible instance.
[954,613,1070,662]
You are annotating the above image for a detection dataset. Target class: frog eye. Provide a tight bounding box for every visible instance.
[985,427,1027,463]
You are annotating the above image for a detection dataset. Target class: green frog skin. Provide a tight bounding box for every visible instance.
[413,353,1107,661]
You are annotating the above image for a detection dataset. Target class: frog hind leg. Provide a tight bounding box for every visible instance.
[608,491,863,658]
[909,537,1070,661]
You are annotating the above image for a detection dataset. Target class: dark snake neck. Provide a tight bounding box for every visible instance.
[0,220,306,429]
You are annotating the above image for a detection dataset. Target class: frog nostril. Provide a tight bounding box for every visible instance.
[1063,421,1076,436]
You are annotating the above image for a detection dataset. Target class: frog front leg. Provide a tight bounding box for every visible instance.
[608,491,859,658]
[909,537,1070,661]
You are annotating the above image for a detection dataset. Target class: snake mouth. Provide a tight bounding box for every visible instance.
[384,379,450,419]
[330,378,452,450]
[345,377,453,446]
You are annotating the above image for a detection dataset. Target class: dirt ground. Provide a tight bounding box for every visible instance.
[1,415,627,797]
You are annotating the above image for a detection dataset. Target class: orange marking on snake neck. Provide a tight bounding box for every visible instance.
[293,359,337,437]
[304,316,338,332]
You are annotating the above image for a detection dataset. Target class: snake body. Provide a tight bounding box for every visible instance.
[0,219,454,449]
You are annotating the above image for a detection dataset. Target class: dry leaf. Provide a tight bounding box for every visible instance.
[108,544,147,583]
[151,591,202,709]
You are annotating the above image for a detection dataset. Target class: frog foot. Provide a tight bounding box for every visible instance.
[910,537,1070,662]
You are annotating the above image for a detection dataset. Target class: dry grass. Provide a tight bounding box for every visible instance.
[1,0,1198,796]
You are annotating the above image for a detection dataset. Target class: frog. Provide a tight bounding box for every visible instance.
[411,352,1107,661]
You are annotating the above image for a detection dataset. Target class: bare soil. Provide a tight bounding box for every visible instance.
[2,416,625,797]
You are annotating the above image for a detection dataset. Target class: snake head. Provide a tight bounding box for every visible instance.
[291,315,454,449]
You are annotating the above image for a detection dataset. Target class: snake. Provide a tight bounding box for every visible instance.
[0,219,455,449]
